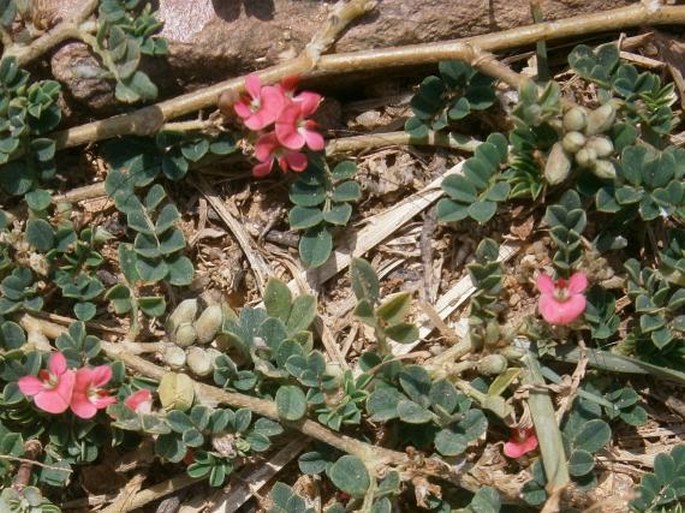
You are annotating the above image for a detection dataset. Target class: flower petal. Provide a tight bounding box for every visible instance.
[503,440,527,458]
[253,160,274,177]
[92,394,117,410]
[125,389,153,413]
[90,365,112,388]
[539,293,586,325]
[18,375,46,396]
[254,133,279,161]
[568,272,588,294]
[70,392,97,419]
[245,74,261,99]
[535,273,555,294]
[284,151,308,172]
[48,352,68,377]
[303,128,324,151]
[34,389,71,414]
[294,91,321,115]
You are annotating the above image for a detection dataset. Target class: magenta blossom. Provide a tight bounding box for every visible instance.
[503,427,539,458]
[70,365,117,419]
[234,74,285,131]
[18,352,75,414]
[275,102,325,151]
[536,271,588,325]
[124,389,153,414]
[253,132,308,177]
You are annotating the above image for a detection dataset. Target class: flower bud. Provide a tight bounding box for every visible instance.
[585,136,614,158]
[561,131,586,154]
[173,322,198,347]
[544,142,572,185]
[585,104,615,135]
[575,147,597,168]
[591,159,617,180]
[166,299,198,334]
[186,347,213,377]
[163,343,187,370]
[193,305,224,345]
[476,354,508,375]
[562,107,587,132]
[158,372,194,412]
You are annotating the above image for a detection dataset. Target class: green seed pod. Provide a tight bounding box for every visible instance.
[591,159,617,180]
[585,136,614,158]
[476,354,508,375]
[544,142,572,185]
[562,107,587,132]
[562,131,586,154]
[193,304,224,345]
[575,147,597,168]
[186,347,213,377]
[585,104,616,136]
[158,372,194,412]
[166,299,198,335]
[163,344,187,370]
[173,322,198,348]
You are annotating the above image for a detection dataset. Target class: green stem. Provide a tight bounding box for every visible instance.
[522,347,570,490]
[530,0,549,82]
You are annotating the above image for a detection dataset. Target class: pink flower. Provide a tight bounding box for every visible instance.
[536,271,588,325]
[124,389,153,414]
[275,102,324,151]
[253,132,308,177]
[18,352,75,414]
[234,74,285,131]
[503,427,539,458]
[70,365,117,419]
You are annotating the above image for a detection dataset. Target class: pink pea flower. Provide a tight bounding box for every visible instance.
[503,427,539,458]
[124,389,153,414]
[234,74,285,131]
[70,366,117,419]
[18,352,75,414]
[253,132,308,177]
[275,102,325,151]
[536,271,588,325]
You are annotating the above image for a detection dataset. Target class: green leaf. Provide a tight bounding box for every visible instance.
[436,198,469,222]
[384,323,418,344]
[25,189,52,211]
[181,138,210,162]
[299,451,330,475]
[264,278,292,322]
[139,296,166,317]
[287,295,317,333]
[289,206,324,230]
[155,433,187,463]
[434,409,488,456]
[468,200,497,224]
[25,218,54,251]
[331,161,357,180]
[155,204,181,233]
[470,487,501,513]
[136,257,169,283]
[289,181,326,207]
[166,255,194,286]
[350,258,379,303]
[299,226,332,268]
[568,449,595,477]
[376,292,412,325]
[158,227,186,255]
[366,387,402,421]
[323,203,352,226]
[74,302,96,321]
[571,419,611,453]
[276,385,307,421]
[397,399,433,424]
[328,456,370,498]
[332,181,362,203]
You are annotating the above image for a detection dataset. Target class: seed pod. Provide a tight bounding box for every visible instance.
[562,107,587,132]
[158,372,194,412]
[163,344,187,370]
[166,299,198,335]
[591,159,617,180]
[562,131,586,154]
[173,322,198,348]
[585,136,614,158]
[193,305,224,345]
[476,354,508,375]
[575,147,597,168]
[585,104,616,135]
[544,142,572,185]
[186,347,213,377]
